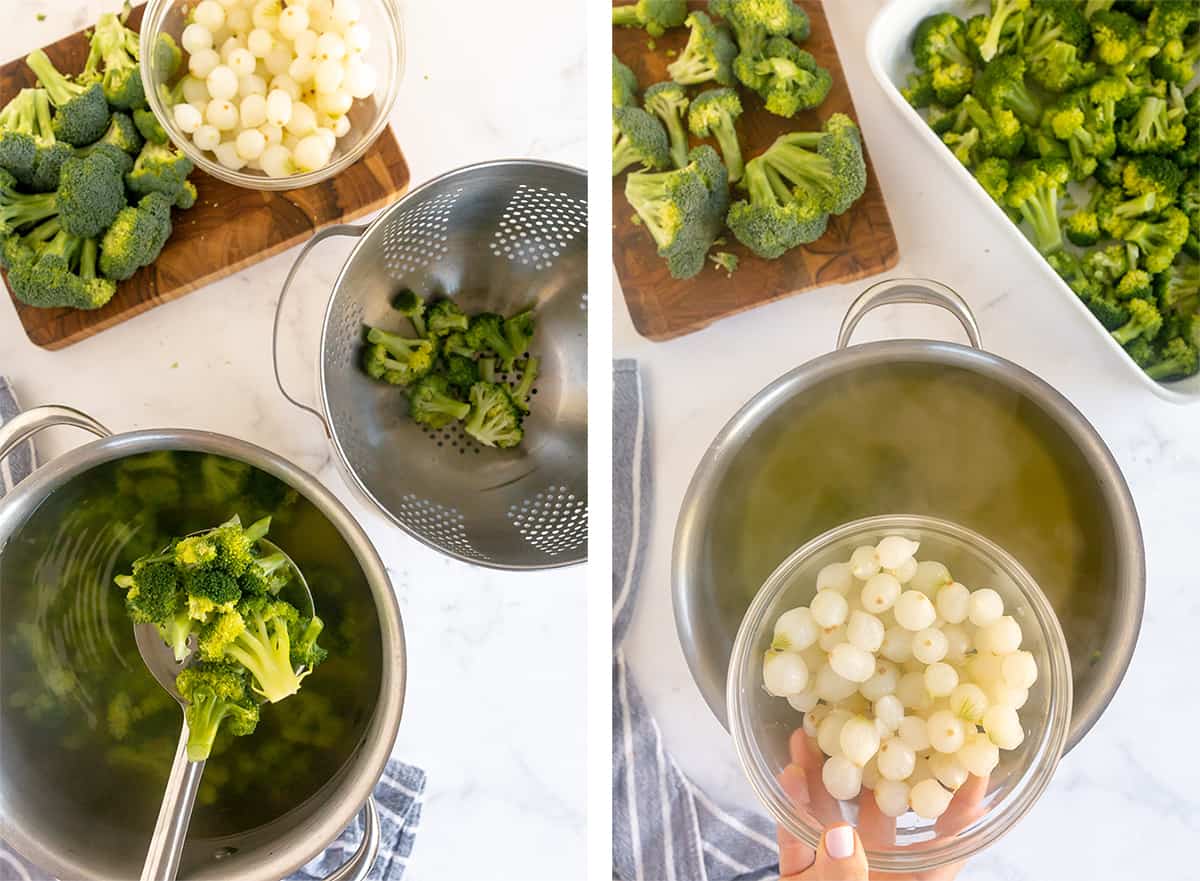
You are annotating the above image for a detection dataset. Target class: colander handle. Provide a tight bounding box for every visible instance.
[272,223,368,436]
[836,279,983,350]
[0,404,111,464]
[320,796,381,881]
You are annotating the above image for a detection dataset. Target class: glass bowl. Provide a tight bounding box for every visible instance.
[727,514,1072,872]
[137,0,404,190]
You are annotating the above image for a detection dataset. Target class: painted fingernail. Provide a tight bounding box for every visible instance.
[825,825,855,860]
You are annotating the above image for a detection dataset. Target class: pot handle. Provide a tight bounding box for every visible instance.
[320,796,381,881]
[836,279,982,350]
[272,223,368,437]
[0,405,111,463]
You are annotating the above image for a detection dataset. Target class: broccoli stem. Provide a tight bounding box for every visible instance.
[226,614,307,702]
[613,6,641,27]
[711,121,743,183]
[25,50,83,107]
[624,174,674,249]
[512,356,540,411]
[1016,188,1063,254]
[613,136,645,176]
[978,0,1021,62]
[157,610,193,663]
[479,358,496,383]
[184,696,231,762]
[765,146,836,202]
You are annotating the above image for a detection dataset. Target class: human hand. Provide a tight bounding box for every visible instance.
[778,729,987,881]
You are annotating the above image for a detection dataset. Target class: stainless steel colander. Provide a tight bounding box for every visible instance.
[273,160,587,570]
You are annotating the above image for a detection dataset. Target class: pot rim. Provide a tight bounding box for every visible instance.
[314,159,588,571]
[0,424,406,881]
[672,338,1145,752]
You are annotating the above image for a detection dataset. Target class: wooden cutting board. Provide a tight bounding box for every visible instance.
[1,5,410,350]
[613,0,899,340]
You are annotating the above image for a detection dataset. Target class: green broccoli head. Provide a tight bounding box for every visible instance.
[1122,155,1184,208]
[0,89,48,186]
[426,298,469,336]
[503,309,536,364]
[613,54,639,107]
[444,353,480,391]
[1023,1,1094,93]
[959,94,1025,159]
[766,114,867,217]
[726,154,828,259]
[89,12,146,111]
[133,107,168,145]
[735,37,832,119]
[1145,336,1200,382]
[153,32,183,82]
[973,156,1011,204]
[1089,9,1153,69]
[711,0,809,54]
[464,381,524,449]
[1097,186,1157,237]
[176,661,260,761]
[1123,206,1189,272]
[392,288,427,336]
[363,326,435,385]
[7,226,116,310]
[510,356,540,413]
[0,167,58,236]
[1065,210,1101,247]
[1152,31,1200,86]
[667,11,737,87]
[912,12,975,72]
[688,87,745,183]
[1155,256,1199,314]
[613,105,670,176]
[116,559,183,625]
[99,191,174,281]
[464,312,517,365]
[1005,158,1070,254]
[644,81,691,169]
[25,50,111,146]
[1115,267,1153,300]
[126,141,195,203]
[1117,95,1187,154]
[408,373,471,429]
[1111,296,1162,345]
[625,145,729,279]
[975,55,1042,127]
[972,0,1031,63]
[612,0,687,37]
[57,151,127,239]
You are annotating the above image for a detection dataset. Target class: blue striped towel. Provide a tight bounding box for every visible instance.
[613,360,779,881]
[0,379,425,880]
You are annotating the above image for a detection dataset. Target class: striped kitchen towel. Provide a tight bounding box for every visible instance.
[0,383,426,881]
[613,360,779,881]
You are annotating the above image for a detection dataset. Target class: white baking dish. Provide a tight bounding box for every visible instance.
[866,0,1200,404]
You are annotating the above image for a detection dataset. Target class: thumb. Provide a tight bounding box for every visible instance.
[805,824,869,881]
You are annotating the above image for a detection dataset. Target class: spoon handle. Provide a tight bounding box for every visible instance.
[141,720,205,881]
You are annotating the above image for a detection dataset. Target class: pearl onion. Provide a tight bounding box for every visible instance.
[181,23,214,54]
[345,23,370,54]
[193,0,226,31]
[822,755,862,801]
[246,27,274,57]
[897,715,930,752]
[332,114,351,137]
[816,709,851,757]
[830,643,875,683]
[266,89,293,126]
[977,615,1022,656]
[935,582,970,623]
[810,589,849,629]
[941,623,972,664]
[344,58,377,99]
[787,690,819,713]
[815,664,858,703]
[219,37,245,64]
[239,74,268,97]
[293,134,330,172]
[260,122,283,144]
[874,694,904,733]
[189,48,220,78]
[174,103,203,134]
[226,6,251,33]
[317,89,353,117]
[314,59,344,93]
[1002,650,1038,690]
[846,610,884,654]
[293,29,319,58]
[236,128,266,160]
[983,705,1024,749]
[315,31,346,62]
[773,607,819,652]
[849,545,880,579]
[958,732,1000,776]
[181,75,210,106]
[260,143,293,177]
[876,736,916,781]
[269,75,302,100]
[213,141,246,170]
[895,671,929,712]
[927,710,966,753]
[910,560,952,595]
[911,627,948,664]
[816,562,853,595]
[206,65,239,101]
[861,573,901,614]
[290,56,317,84]
[876,535,919,570]
[206,99,239,130]
[264,43,293,76]
[948,683,988,723]
[910,779,953,819]
[879,626,913,663]
[252,0,281,29]
[968,589,1004,626]
[227,48,257,77]
[763,651,809,696]
[923,662,958,697]
[840,715,881,766]
[278,4,310,38]
[859,659,898,702]
[874,779,910,817]
[889,556,918,584]
[331,0,361,26]
[193,124,221,151]
[286,100,317,135]
[894,591,937,631]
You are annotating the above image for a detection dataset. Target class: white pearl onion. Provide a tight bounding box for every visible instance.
[266,89,293,126]
[236,128,267,160]
[173,103,203,134]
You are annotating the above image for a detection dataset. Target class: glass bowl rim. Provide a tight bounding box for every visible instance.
[726,513,1073,872]
[137,0,405,191]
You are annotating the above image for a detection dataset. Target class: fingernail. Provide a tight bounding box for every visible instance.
[825,825,855,860]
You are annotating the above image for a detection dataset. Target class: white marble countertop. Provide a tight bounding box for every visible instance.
[615,2,1200,879]
[0,2,586,879]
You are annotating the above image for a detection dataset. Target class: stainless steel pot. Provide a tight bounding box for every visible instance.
[0,406,406,881]
[673,279,1145,750]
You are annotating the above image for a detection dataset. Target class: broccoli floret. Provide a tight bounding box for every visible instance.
[363,326,435,385]
[133,107,168,145]
[1047,250,1101,301]
[98,191,173,281]
[408,374,470,428]
[625,145,729,279]
[0,89,46,186]
[1089,9,1154,70]
[1121,155,1183,211]
[1042,98,1113,181]
[1095,154,1127,187]
[727,154,828,258]
[1124,207,1189,272]
[153,32,183,81]
[25,49,110,146]
[1088,76,1132,131]
[612,0,687,37]
[1152,29,1200,86]
[711,0,809,53]
[974,0,1030,62]
[975,55,1042,127]
[901,71,937,109]
[464,381,524,449]
[289,614,327,672]
[238,551,293,597]
[464,312,517,366]
[94,112,144,156]
[511,356,540,413]
[1022,1,1094,93]
[7,224,116,310]
[444,353,479,391]
[55,151,127,239]
[614,54,639,107]
[391,288,427,336]
[0,167,58,236]
[443,331,476,359]
[974,156,1011,203]
[1066,213,1101,248]
[503,309,536,365]
[1097,186,1158,237]
[126,141,195,204]
[186,569,241,623]
[426,298,469,336]
[644,81,690,169]
[1145,336,1199,381]
[176,662,259,761]
[708,250,739,276]
[1118,95,1187,154]
[1115,267,1153,300]
[114,559,194,661]
[613,105,670,176]
[735,37,832,118]
[960,94,1025,158]
[1087,291,1130,330]
[688,88,744,183]
[1156,257,1199,314]
[87,12,146,111]
[944,128,981,166]
[667,11,736,86]
[1005,158,1070,254]
[207,595,313,703]
[912,12,974,71]
[766,113,867,216]
[1111,296,1162,344]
